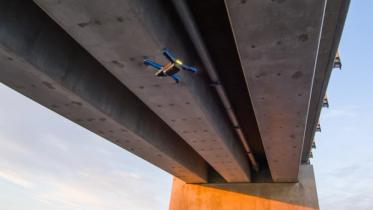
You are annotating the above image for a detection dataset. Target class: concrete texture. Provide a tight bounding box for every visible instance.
[186,0,266,167]
[302,0,351,162]
[0,0,208,183]
[225,0,326,182]
[169,165,319,210]
[34,0,251,182]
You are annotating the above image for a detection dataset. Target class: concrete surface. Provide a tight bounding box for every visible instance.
[169,164,319,210]
[0,0,208,183]
[34,0,251,182]
[302,0,350,162]
[186,0,266,167]
[225,0,326,182]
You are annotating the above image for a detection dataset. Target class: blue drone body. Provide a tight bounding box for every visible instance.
[143,48,198,83]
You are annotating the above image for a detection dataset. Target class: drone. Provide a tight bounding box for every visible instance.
[143,48,198,83]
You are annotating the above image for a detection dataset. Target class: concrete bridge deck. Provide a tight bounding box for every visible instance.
[0,0,350,209]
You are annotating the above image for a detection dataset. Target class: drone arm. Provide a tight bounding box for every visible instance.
[162,48,177,63]
[144,59,163,70]
[181,65,198,73]
[171,74,181,83]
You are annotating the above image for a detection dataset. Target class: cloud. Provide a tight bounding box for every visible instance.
[316,160,373,210]
[0,80,172,210]
[36,183,105,209]
[0,169,34,188]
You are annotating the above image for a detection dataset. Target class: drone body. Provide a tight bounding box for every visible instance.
[144,48,198,83]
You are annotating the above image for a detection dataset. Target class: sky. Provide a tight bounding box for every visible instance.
[0,84,172,210]
[0,1,372,210]
[311,1,373,209]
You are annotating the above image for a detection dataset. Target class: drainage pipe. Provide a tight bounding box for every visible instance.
[171,0,259,172]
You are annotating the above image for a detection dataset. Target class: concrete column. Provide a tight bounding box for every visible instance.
[169,165,319,210]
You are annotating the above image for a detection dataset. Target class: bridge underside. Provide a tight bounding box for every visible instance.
[0,0,349,189]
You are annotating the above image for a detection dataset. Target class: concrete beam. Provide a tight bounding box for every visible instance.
[169,165,319,210]
[302,0,350,162]
[0,0,207,183]
[34,0,251,182]
[225,0,326,182]
[185,0,266,166]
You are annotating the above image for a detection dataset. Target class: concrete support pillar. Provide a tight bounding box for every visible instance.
[169,165,318,210]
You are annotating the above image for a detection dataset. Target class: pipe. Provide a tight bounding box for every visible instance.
[171,0,259,172]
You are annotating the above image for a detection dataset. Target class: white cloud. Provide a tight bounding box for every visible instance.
[36,183,106,209]
[0,169,34,188]
[0,84,172,210]
[316,160,373,210]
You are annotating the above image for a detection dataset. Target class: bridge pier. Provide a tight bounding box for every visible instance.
[169,165,318,210]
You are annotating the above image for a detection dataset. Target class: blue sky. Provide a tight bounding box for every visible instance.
[0,1,372,209]
[312,1,373,209]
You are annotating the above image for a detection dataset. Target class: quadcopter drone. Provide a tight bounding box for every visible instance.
[143,48,198,83]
